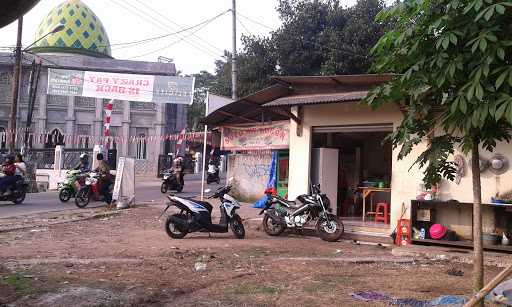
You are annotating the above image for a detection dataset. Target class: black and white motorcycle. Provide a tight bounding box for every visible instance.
[259,184,344,242]
[161,180,245,239]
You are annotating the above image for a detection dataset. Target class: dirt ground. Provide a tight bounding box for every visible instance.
[0,204,505,307]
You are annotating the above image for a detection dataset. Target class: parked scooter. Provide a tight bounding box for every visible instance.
[206,162,220,184]
[161,169,183,193]
[58,170,86,202]
[74,172,114,208]
[259,184,344,242]
[161,179,245,239]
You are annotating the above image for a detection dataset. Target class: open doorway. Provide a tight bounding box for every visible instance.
[311,125,392,226]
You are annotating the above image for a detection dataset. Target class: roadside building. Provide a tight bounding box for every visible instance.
[0,0,187,174]
[204,75,512,251]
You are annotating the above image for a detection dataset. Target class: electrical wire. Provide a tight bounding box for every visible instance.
[236,11,274,31]
[73,5,230,52]
[127,11,224,60]
[237,11,367,59]
[109,0,224,58]
[237,17,254,37]
[132,0,224,54]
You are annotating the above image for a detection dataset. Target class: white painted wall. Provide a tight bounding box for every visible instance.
[288,101,512,236]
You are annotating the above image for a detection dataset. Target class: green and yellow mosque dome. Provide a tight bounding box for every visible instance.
[29,0,112,58]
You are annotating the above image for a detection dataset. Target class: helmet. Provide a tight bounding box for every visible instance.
[96,153,104,161]
[80,153,88,160]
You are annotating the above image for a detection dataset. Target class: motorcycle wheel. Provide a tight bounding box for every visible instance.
[12,190,26,205]
[262,214,285,236]
[59,188,73,202]
[316,214,344,242]
[230,214,245,239]
[165,214,188,239]
[160,183,169,194]
[75,187,91,208]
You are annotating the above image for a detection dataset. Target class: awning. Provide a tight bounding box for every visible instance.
[0,0,40,28]
[264,91,368,107]
[201,84,295,126]
[202,74,395,127]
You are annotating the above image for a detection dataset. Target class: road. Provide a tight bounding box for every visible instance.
[0,175,222,219]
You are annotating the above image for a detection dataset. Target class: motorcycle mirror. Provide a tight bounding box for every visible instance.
[204,189,211,193]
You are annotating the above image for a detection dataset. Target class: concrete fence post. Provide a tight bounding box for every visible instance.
[54,145,63,172]
[220,155,226,174]
[195,152,201,174]
[92,144,104,170]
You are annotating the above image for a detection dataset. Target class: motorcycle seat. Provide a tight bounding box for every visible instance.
[274,196,300,208]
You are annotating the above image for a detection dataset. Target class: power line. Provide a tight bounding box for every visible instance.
[109,0,223,58]
[127,11,224,60]
[237,11,274,31]
[237,17,254,37]
[132,0,224,54]
[237,11,366,59]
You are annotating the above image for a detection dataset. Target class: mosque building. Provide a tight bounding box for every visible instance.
[0,0,187,173]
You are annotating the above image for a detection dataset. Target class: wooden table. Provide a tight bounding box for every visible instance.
[357,187,391,222]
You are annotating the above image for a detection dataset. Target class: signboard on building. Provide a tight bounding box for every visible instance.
[47,68,195,105]
[221,121,290,151]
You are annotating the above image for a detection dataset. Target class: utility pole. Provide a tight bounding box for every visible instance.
[231,0,238,100]
[9,16,23,153]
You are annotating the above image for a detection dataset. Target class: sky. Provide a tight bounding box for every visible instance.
[0,0,363,74]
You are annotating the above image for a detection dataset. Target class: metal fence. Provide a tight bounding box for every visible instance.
[62,148,94,170]
[0,148,56,170]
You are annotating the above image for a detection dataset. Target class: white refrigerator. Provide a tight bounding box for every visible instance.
[311,148,339,215]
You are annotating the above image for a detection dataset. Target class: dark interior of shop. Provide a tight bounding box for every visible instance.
[312,131,392,223]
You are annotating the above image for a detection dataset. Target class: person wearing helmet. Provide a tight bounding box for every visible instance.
[74,153,90,172]
[172,154,184,187]
[0,155,17,195]
[94,153,112,204]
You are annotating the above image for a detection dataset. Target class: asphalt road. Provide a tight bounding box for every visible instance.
[0,175,223,219]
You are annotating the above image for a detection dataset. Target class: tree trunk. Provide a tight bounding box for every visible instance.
[471,137,484,306]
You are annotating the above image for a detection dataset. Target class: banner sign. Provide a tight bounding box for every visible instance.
[221,121,290,151]
[47,68,195,104]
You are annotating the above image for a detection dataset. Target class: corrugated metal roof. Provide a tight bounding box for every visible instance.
[272,74,395,86]
[264,91,368,107]
[201,84,291,126]
[202,74,394,126]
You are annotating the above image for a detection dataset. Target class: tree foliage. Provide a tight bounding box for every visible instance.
[210,0,386,95]
[365,0,512,187]
[188,0,387,129]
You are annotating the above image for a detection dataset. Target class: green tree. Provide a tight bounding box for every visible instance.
[206,0,386,102]
[365,0,512,303]
[210,35,278,98]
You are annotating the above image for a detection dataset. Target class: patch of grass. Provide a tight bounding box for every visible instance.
[231,284,280,296]
[3,273,36,296]
[303,282,325,294]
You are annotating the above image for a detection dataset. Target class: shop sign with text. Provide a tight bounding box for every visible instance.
[221,121,289,151]
[47,68,195,104]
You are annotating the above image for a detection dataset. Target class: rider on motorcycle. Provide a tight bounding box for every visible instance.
[74,153,90,172]
[172,155,184,187]
[0,155,17,195]
[95,153,112,204]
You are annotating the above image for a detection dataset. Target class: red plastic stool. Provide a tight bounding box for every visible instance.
[374,203,389,224]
